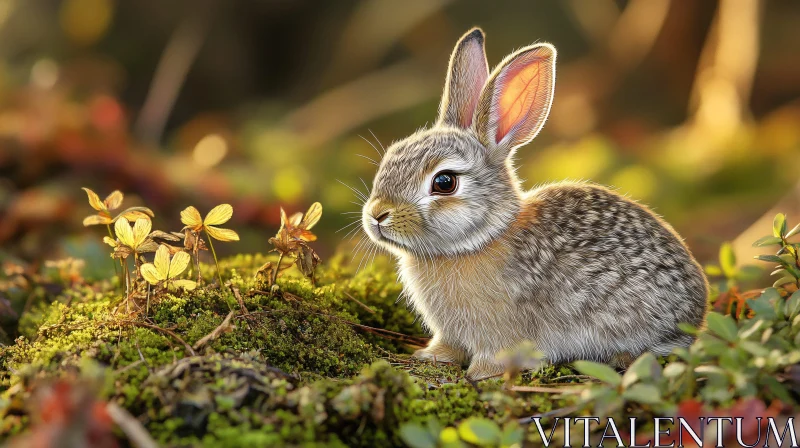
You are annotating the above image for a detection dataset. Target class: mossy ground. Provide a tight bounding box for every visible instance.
[0,252,573,446]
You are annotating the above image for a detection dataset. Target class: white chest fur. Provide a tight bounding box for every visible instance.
[397,250,529,358]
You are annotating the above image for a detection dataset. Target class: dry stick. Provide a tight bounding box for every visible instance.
[283,291,428,344]
[229,283,249,315]
[518,405,580,425]
[343,291,375,314]
[549,374,593,383]
[281,291,428,344]
[507,385,583,394]
[121,320,196,356]
[238,307,430,346]
[114,359,144,375]
[193,311,235,351]
[106,402,159,448]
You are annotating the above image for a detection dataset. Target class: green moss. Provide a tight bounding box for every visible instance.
[0,252,564,447]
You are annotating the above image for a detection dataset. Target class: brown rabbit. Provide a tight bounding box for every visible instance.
[361,28,708,380]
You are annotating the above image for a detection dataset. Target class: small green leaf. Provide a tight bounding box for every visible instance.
[500,423,525,447]
[773,276,795,288]
[719,243,736,277]
[755,254,783,264]
[787,223,800,239]
[677,322,699,335]
[705,312,738,342]
[786,291,800,318]
[739,341,769,357]
[662,362,686,378]
[774,213,787,238]
[439,427,463,447]
[762,376,793,403]
[747,289,780,320]
[739,319,765,339]
[704,264,723,276]
[753,236,783,247]
[458,418,502,446]
[622,353,659,388]
[399,423,437,448]
[425,419,443,438]
[694,365,730,383]
[622,383,661,405]
[573,361,622,386]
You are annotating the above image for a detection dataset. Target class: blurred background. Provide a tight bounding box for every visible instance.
[0,0,799,279]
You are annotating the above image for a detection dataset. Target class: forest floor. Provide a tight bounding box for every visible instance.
[2,221,800,447]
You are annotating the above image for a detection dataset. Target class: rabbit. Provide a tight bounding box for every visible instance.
[361,28,709,380]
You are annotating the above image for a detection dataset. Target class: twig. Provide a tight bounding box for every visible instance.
[343,291,375,314]
[135,343,149,367]
[106,402,159,448]
[238,306,429,346]
[193,311,235,350]
[229,283,249,315]
[518,405,580,425]
[549,374,594,383]
[113,360,144,375]
[507,385,583,394]
[121,320,196,356]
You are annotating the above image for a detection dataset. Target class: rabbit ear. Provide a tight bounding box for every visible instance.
[474,43,556,160]
[437,28,489,129]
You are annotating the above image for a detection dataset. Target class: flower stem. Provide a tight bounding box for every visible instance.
[272,253,285,287]
[107,224,121,283]
[124,258,131,313]
[205,230,224,286]
[196,248,202,283]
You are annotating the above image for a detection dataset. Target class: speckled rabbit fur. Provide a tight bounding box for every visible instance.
[361,28,708,380]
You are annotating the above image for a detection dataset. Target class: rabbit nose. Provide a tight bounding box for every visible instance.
[375,210,391,223]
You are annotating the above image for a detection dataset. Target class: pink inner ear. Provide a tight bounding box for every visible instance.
[458,42,489,128]
[495,58,543,143]
[460,96,478,128]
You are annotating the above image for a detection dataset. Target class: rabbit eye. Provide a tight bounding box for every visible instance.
[431,172,458,195]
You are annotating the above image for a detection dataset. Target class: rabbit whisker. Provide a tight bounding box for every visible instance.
[368,129,386,155]
[336,219,362,233]
[347,225,365,242]
[337,179,369,203]
[355,153,379,166]
[359,177,372,197]
[359,133,384,159]
[343,224,364,241]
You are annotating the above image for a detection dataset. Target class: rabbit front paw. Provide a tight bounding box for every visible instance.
[412,342,466,364]
[466,357,505,381]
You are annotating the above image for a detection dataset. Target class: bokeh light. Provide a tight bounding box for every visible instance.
[192,134,228,169]
[0,0,796,270]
